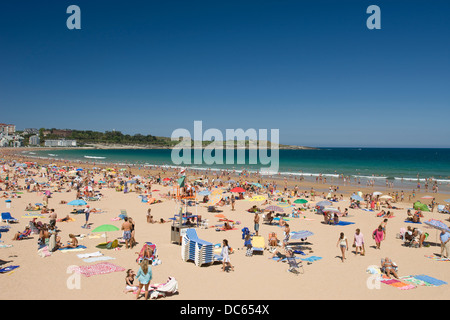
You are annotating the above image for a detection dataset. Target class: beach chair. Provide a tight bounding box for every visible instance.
[286,257,303,275]
[149,277,179,299]
[119,209,128,220]
[251,236,265,255]
[1,212,18,224]
[17,228,32,240]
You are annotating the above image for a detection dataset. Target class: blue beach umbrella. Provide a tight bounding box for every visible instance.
[351,195,364,202]
[424,219,450,233]
[198,190,211,196]
[445,199,450,203]
[290,230,314,240]
[316,200,332,207]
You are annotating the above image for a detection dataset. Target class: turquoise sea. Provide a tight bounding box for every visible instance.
[25,148,450,191]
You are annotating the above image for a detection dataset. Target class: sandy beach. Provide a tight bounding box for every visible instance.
[0,149,449,301]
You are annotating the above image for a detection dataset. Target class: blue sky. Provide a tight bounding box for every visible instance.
[1,0,449,147]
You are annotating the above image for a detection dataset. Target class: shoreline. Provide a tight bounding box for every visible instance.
[3,147,450,201]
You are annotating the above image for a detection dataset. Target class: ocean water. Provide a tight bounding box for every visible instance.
[25,148,450,189]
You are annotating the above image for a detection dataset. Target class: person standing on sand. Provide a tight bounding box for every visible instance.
[373,225,384,249]
[221,239,234,272]
[122,217,132,249]
[337,232,348,262]
[379,218,388,238]
[282,223,290,249]
[135,259,152,300]
[353,228,365,256]
[440,230,450,258]
[254,212,260,236]
[83,205,91,228]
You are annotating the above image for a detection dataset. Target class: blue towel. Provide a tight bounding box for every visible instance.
[58,245,87,251]
[404,220,422,224]
[301,256,322,262]
[0,265,19,273]
[335,221,355,226]
[414,274,447,286]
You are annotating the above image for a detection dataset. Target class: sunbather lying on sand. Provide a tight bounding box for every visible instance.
[270,248,294,262]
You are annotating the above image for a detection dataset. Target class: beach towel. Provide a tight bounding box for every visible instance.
[0,265,19,274]
[362,209,374,212]
[413,274,448,286]
[0,244,13,248]
[77,251,103,259]
[219,227,238,231]
[424,254,450,262]
[74,262,125,277]
[37,246,52,258]
[58,245,87,253]
[22,213,45,218]
[300,256,322,262]
[400,276,435,287]
[334,221,355,226]
[380,278,416,290]
[82,256,115,263]
[404,220,422,224]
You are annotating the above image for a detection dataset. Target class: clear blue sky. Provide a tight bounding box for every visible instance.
[1,0,449,147]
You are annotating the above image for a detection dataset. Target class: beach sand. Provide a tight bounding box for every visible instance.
[1,151,449,300]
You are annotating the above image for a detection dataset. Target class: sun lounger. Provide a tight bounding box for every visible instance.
[1,212,18,224]
[181,228,214,267]
[251,236,265,255]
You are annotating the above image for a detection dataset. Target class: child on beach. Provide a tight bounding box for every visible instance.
[221,239,235,272]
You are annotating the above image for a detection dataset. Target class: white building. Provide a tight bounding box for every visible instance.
[44,139,77,147]
[29,135,40,146]
[0,133,23,147]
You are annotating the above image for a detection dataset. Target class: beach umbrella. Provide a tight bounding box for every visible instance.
[316,200,332,207]
[92,224,120,242]
[351,195,364,202]
[163,178,171,182]
[198,190,211,196]
[445,199,450,203]
[373,192,383,196]
[127,180,137,184]
[290,230,314,240]
[323,207,340,213]
[424,219,450,233]
[264,205,284,212]
[249,195,266,202]
[294,199,308,204]
[230,187,245,193]
[421,195,434,200]
[379,195,392,200]
[67,199,87,206]
[227,179,236,183]
[414,201,430,212]
[252,182,263,188]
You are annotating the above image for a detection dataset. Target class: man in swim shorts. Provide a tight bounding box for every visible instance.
[121,217,132,249]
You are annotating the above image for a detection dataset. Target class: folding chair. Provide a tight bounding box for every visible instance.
[286,257,304,275]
